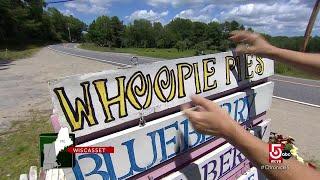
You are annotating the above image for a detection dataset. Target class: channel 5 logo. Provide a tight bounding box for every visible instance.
[269,144,291,163]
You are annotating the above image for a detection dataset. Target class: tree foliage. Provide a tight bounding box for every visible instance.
[0,0,86,46]
[87,17,251,51]
[1,2,319,53]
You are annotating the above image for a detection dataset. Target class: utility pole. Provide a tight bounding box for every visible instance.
[67,25,72,42]
[301,0,320,52]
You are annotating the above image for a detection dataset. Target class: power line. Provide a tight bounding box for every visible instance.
[45,0,76,5]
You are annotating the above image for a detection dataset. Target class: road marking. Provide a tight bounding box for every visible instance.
[48,46,320,109]
[270,78,320,88]
[273,96,320,108]
[48,46,130,67]
[273,74,320,83]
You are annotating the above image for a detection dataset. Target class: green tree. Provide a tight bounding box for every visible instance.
[175,41,187,51]
[191,21,208,45]
[110,16,124,47]
[206,21,223,50]
[167,18,193,42]
[88,16,112,47]
[130,19,155,48]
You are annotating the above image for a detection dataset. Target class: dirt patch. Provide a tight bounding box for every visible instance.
[0,47,116,132]
[268,98,320,163]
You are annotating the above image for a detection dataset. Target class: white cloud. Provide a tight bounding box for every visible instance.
[172,1,316,36]
[60,9,74,16]
[126,10,169,22]
[199,4,215,13]
[220,2,312,35]
[58,0,319,36]
[147,0,204,7]
[64,0,109,15]
[174,5,218,23]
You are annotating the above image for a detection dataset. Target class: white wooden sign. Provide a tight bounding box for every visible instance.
[62,82,273,179]
[49,52,274,138]
[250,119,271,142]
[237,167,258,180]
[162,121,270,180]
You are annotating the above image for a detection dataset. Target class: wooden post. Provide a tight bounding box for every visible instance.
[301,0,320,52]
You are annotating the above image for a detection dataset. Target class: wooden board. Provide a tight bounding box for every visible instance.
[133,115,264,180]
[162,121,270,180]
[237,167,258,180]
[250,119,271,142]
[62,82,273,179]
[49,52,274,138]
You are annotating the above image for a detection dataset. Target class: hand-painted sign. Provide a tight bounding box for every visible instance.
[133,114,265,180]
[250,119,271,142]
[162,121,270,180]
[61,82,273,179]
[237,167,258,180]
[49,52,274,138]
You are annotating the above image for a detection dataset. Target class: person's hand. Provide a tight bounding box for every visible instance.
[229,30,275,58]
[181,95,237,138]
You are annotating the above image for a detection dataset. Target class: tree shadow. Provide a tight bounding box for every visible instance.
[0,59,13,70]
[172,130,202,179]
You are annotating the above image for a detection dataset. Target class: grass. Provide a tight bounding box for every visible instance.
[0,111,53,179]
[275,61,320,80]
[0,42,47,61]
[81,43,319,80]
[80,43,219,59]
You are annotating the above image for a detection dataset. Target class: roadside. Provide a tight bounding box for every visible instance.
[0,47,117,179]
[80,43,320,80]
[268,98,320,165]
[79,43,219,60]
[0,46,41,61]
[0,47,115,133]
[0,46,319,179]
[0,112,52,179]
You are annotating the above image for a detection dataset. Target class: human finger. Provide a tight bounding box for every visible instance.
[235,44,255,54]
[181,103,192,112]
[191,95,218,112]
[229,31,257,44]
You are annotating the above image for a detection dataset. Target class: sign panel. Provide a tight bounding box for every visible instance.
[62,82,273,179]
[49,52,274,138]
[250,119,271,142]
[237,167,258,180]
[134,114,265,180]
[162,121,270,180]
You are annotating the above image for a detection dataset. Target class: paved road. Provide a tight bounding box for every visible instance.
[48,44,160,66]
[49,43,320,106]
[270,75,320,106]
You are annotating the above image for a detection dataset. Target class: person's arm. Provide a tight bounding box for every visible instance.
[182,95,320,180]
[229,30,320,76]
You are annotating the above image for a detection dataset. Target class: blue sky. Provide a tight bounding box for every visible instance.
[47,0,320,36]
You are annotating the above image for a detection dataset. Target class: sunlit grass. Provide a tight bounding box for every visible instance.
[0,111,53,179]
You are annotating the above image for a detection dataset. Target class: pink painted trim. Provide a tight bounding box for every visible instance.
[220,160,251,180]
[136,138,226,180]
[134,115,265,180]
[50,114,61,132]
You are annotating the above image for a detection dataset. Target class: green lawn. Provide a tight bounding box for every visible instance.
[0,112,53,179]
[0,44,44,61]
[80,43,320,80]
[275,61,320,80]
[80,43,219,59]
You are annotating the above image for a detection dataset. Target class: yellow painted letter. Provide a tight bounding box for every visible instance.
[93,77,127,123]
[53,82,98,131]
[177,63,193,98]
[203,58,217,92]
[225,56,236,85]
